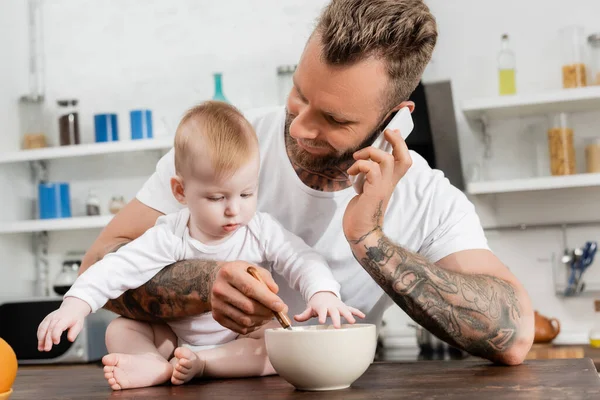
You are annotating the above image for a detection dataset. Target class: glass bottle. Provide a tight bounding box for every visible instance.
[212,73,229,103]
[57,99,80,146]
[277,65,296,105]
[589,300,600,348]
[547,113,576,176]
[560,26,588,88]
[498,34,516,96]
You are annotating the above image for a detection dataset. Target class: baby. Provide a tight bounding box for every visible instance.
[37,101,364,390]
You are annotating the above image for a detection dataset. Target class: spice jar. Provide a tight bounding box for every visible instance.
[588,33,600,86]
[547,113,576,176]
[585,138,600,173]
[57,99,80,146]
[560,26,588,88]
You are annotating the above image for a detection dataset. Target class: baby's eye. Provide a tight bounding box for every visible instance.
[241,193,253,198]
[207,196,224,202]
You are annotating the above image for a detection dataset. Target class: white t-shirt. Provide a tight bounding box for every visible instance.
[66,208,341,346]
[136,106,489,330]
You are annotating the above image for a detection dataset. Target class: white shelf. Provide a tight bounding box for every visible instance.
[0,136,173,165]
[462,86,600,120]
[467,173,600,195]
[0,215,113,234]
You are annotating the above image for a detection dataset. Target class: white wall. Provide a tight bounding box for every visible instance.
[1,0,600,344]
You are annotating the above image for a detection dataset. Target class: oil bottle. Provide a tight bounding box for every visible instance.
[498,34,517,96]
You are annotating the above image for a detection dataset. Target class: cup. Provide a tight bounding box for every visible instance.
[38,182,71,219]
[130,109,153,140]
[94,113,119,143]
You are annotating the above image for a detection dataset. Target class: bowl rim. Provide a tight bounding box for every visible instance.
[266,323,376,334]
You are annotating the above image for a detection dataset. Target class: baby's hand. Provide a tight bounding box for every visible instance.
[37,297,91,352]
[294,291,365,328]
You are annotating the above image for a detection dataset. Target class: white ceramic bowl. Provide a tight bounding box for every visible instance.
[265,323,377,391]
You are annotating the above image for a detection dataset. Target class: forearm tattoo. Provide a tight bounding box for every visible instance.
[99,241,219,321]
[350,202,522,361]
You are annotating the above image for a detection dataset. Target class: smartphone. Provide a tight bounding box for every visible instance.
[350,107,414,194]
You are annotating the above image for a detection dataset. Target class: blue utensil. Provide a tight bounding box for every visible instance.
[575,241,597,294]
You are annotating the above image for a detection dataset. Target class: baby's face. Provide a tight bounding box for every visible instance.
[184,154,260,242]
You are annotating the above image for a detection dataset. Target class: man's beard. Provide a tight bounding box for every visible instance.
[284,111,380,173]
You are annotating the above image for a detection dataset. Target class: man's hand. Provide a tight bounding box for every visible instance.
[211,262,287,335]
[344,128,412,242]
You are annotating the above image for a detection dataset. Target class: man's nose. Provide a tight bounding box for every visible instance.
[290,106,320,140]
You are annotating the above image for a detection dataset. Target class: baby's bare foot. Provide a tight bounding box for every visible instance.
[102,353,172,390]
[170,347,206,385]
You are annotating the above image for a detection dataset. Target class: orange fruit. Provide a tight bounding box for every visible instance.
[0,338,17,393]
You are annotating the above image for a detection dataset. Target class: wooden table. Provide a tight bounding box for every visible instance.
[10,359,600,399]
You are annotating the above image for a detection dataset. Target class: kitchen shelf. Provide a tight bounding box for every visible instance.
[0,136,173,165]
[467,173,600,195]
[0,215,113,234]
[462,86,600,120]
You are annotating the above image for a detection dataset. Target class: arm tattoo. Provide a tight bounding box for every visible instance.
[99,241,219,321]
[349,203,523,362]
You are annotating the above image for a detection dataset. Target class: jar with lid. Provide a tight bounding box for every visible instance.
[57,99,80,146]
[588,33,600,86]
[560,26,588,88]
[547,113,576,176]
[19,95,47,149]
[589,300,600,348]
[53,254,82,295]
[585,138,600,173]
[276,65,296,105]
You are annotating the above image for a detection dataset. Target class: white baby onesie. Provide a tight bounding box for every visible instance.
[65,208,341,348]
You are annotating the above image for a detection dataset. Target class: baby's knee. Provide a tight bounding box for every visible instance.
[105,317,149,341]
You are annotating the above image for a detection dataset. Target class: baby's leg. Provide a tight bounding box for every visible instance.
[171,321,279,384]
[102,317,177,390]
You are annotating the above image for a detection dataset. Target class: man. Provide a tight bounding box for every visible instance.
[80,0,534,365]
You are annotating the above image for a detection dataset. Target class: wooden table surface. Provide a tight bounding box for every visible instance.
[10,359,600,399]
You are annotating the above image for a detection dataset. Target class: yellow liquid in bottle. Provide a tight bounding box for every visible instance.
[499,69,516,95]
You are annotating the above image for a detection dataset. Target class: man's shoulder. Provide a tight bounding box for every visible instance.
[395,150,470,209]
[242,105,285,134]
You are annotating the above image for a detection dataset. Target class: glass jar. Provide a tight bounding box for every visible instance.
[560,26,588,88]
[53,255,82,295]
[589,300,600,348]
[585,138,600,173]
[19,95,46,149]
[57,99,80,146]
[277,65,296,105]
[85,189,101,216]
[588,33,600,86]
[547,113,576,176]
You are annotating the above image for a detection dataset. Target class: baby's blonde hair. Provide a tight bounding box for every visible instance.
[174,101,258,179]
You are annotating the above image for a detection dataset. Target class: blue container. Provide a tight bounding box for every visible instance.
[130,109,153,140]
[94,113,119,143]
[38,182,71,219]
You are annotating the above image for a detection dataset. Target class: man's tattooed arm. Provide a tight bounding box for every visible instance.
[96,241,219,321]
[348,205,530,365]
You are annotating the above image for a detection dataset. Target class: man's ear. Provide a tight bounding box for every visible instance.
[391,100,415,114]
[170,175,187,205]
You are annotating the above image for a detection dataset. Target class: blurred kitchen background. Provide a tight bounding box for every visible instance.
[2,0,600,366]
